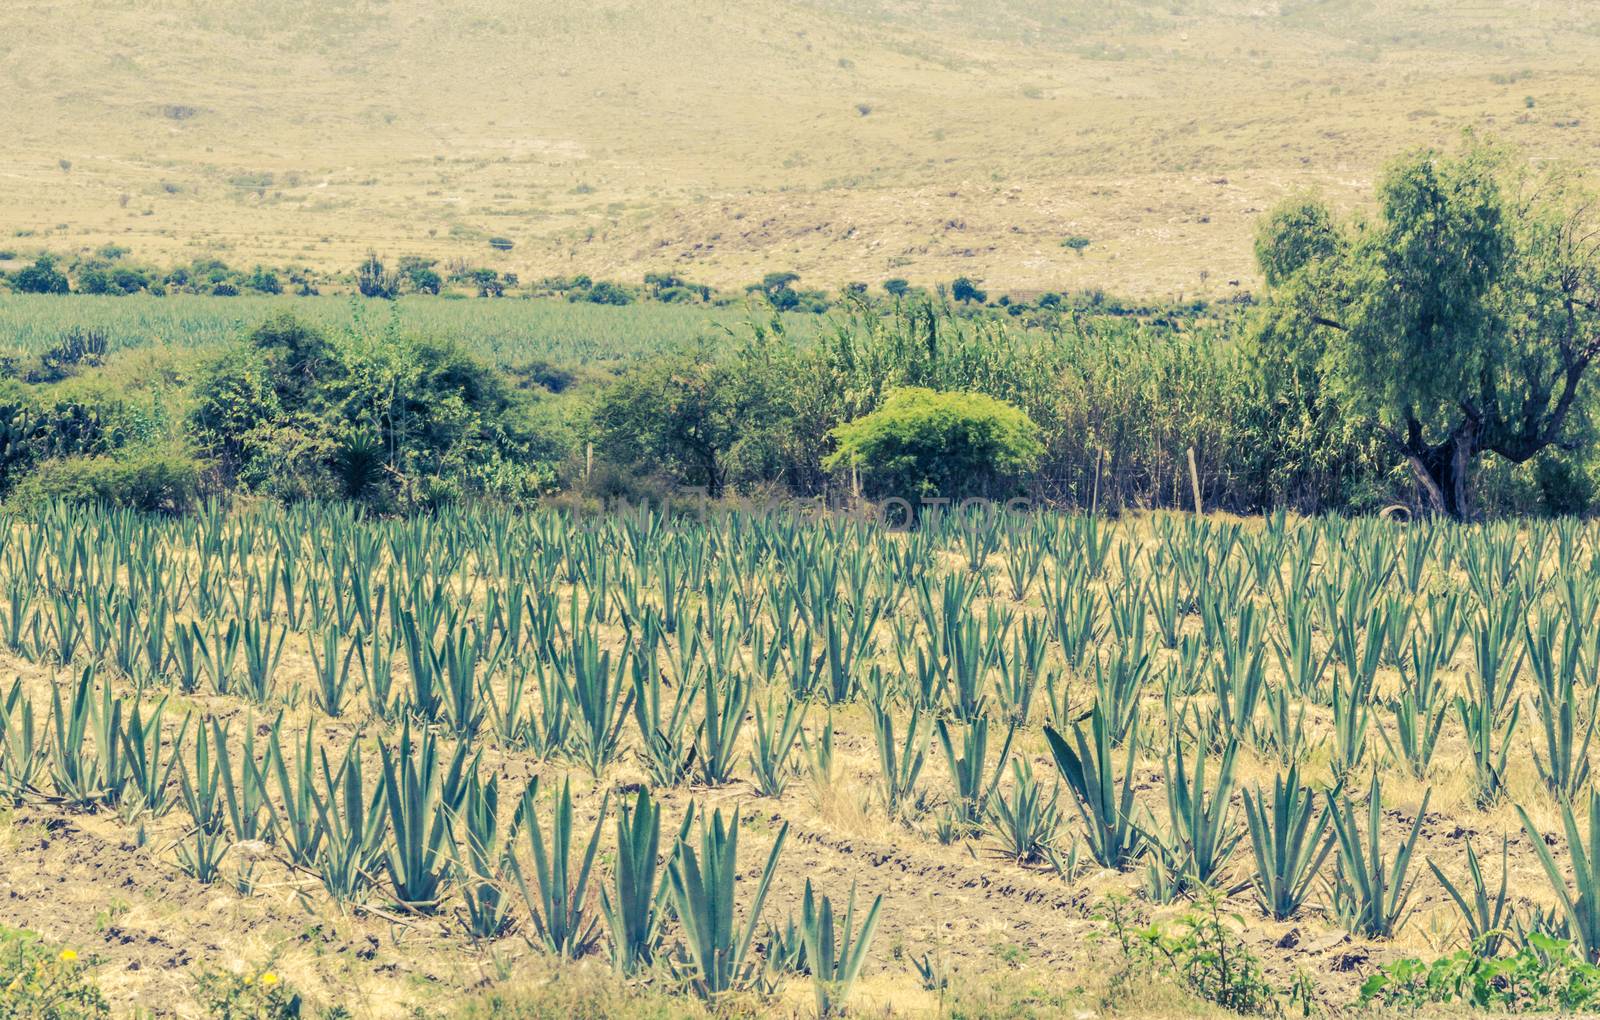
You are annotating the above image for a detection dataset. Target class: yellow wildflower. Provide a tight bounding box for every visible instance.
[261,972,279,986]
[58,950,77,963]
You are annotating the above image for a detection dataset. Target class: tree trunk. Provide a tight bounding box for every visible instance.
[701,450,725,499]
[1404,422,1476,519]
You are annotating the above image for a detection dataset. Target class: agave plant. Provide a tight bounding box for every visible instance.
[936,714,1014,839]
[667,806,788,999]
[693,670,750,786]
[313,736,390,905]
[379,724,454,912]
[1241,765,1332,920]
[49,665,124,809]
[266,718,326,869]
[1428,836,1512,959]
[749,694,807,799]
[564,634,635,778]
[630,649,698,787]
[1528,612,1598,800]
[307,627,358,718]
[0,678,40,804]
[120,697,185,819]
[514,776,609,958]
[801,880,885,1017]
[1158,735,1242,890]
[1327,776,1430,939]
[1517,792,1600,963]
[987,758,1061,864]
[873,703,930,821]
[1044,704,1144,870]
[455,772,520,939]
[215,717,272,843]
[600,788,691,975]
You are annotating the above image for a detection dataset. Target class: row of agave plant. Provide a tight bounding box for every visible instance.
[5,500,1600,1000]
[2,663,881,1013]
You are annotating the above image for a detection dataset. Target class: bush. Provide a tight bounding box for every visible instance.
[591,340,800,498]
[453,968,714,1020]
[194,968,348,1020]
[27,329,108,384]
[823,387,1042,502]
[188,315,562,508]
[246,267,282,295]
[1361,934,1600,1013]
[9,447,204,514]
[187,342,291,482]
[355,253,397,299]
[1090,895,1286,1018]
[0,928,109,1020]
[399,257,442,295]
[951,277,987,304]
[0,380,161,494]
[583,281,632,306]
[76,268,112,295]
[1534,450,1594,516]
[110,267,150,294]
[10,256,69,295]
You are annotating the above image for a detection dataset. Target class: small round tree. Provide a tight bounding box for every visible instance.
[823,387,1042,503]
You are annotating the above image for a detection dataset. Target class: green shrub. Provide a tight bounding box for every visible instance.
[583,281,632,306]
[398,257,442,295]
[26,328,107,384]
[1095,895,1282,1017]
[355,253,397,299]
[188,315,561,508]
[452,968,715,1020]
[0,378,168,495]
[591,340,800,498]
[1361,934,1600,1012]
[0,928,108,1020]
[246,267,282,295]
[823,387,1043,502]
[950,277,987,304]
[9,257,68,295]
[9,446,204,514]
[1534,450,1594,516]
[194,969,348,1020]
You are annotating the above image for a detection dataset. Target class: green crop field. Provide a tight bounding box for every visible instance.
[0,293,822,363]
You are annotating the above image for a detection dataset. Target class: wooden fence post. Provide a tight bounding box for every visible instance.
[1187,446,1202,516]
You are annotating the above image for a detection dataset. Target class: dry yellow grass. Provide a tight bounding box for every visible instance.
[5,1,1600,297]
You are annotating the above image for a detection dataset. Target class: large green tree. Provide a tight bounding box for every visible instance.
[1254,143,1600,517]
[590,335,799,498]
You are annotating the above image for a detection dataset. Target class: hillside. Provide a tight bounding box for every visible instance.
[4,0,1600,297]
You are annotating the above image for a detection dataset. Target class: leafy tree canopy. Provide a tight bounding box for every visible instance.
[1253,140,1600,516]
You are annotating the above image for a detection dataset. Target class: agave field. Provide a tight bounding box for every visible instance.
[0,294,823,363]
[7,502,1600,1016]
